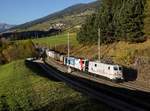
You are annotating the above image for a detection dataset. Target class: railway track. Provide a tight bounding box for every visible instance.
[119,82,149,92]
[27,59,150,111]
[46,58,150,92]
[64,71,150,111]
[44,58,150,110]
[31,41,149,92]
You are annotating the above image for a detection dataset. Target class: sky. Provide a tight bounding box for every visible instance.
[0,0,96,25]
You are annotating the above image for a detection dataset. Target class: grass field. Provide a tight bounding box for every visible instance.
[33,33,78,47]
[0,60,110,111]
[17,33,79,49]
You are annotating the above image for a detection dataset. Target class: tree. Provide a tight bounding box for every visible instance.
[118,0,145,42]
[77,14,97,44]
[77,0,146,44]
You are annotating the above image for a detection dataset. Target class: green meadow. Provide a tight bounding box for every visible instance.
[0,60,110,111]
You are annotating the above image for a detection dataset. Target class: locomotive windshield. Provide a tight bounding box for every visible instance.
[119,67,122,71]
[114,66,122,71]
[114,67,118,70]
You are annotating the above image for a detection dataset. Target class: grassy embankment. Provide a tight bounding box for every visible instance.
[0,60,110,111]
[27,33,150,65]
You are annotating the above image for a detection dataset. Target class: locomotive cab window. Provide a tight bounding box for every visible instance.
[68,60,70,64]
[114,67,118,70]
[119,67,122,70]
[95,64,97,67]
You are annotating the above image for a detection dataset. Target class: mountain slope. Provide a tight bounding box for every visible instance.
[10,1,100,32]
[0,23,14,32]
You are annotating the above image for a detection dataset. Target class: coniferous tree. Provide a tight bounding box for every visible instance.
[118,0,145,42]
[77,14,97,44]
[77,0,146,44]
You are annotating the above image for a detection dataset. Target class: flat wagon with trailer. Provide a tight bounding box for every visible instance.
[64,57,89,71]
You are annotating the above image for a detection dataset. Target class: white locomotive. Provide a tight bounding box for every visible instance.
[45,49,124,81]
[88,61,123,81]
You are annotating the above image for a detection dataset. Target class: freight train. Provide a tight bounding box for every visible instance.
[45,49,124,82]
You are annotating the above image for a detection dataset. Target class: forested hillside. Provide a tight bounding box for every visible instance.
[144,0,150,36]
[77,0,147,44]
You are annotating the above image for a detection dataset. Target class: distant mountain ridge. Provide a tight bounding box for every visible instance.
[10,0,100,32]
[0,23,14,32]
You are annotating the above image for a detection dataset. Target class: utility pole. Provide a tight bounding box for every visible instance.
[98,28,101,62]
[67,32,71,73]
[55,44,56,51]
